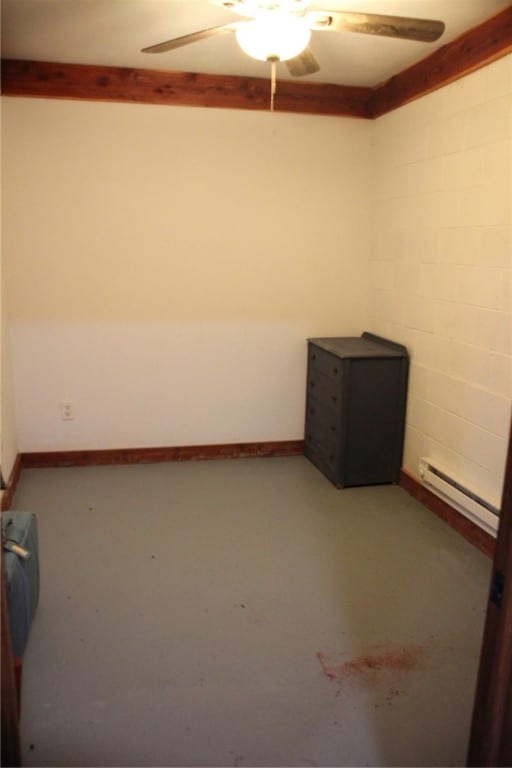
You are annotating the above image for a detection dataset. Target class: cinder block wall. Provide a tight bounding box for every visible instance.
[369,55,512,506]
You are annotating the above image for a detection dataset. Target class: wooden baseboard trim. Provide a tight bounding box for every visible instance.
[0,456,23,512]
[5,449,495,559]
[20,440,305,469]
[399,468,495,558]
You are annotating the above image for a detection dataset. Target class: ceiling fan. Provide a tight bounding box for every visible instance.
[141,0,446,78]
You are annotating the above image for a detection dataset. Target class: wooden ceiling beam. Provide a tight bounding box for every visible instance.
[1,7,511,119]
[0,59,372,118]
[369,5,512,118]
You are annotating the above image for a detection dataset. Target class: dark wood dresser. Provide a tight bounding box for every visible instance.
[304,332,409,488]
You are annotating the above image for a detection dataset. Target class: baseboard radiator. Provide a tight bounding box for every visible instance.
[418,458,499,537]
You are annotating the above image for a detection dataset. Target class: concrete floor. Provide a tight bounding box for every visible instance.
[12,455,491,767]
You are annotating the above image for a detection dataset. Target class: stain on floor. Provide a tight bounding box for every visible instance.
[317,645,424,685]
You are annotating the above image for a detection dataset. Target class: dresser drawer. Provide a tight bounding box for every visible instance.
[305,401,341,452]
[307,367,342,413]
[308,344,343,381]
[306,392,341,435]
[304,431,341,486]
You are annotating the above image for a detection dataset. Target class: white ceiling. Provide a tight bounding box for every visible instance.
[1,0,510,87]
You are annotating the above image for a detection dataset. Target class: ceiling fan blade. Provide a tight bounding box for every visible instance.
[142,23,237,53]
[307,10,445,43]
[286,47,320,77]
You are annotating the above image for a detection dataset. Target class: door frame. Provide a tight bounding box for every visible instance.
[468,415,512,765]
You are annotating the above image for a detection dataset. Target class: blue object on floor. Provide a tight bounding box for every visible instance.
[2,511,40,657]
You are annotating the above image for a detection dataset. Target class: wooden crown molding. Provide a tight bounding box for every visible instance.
[370,5,512,118]
[0,59,372,118]
[1,6,511,117]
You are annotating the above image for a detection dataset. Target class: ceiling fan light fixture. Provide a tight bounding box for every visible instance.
[235,14,311,62]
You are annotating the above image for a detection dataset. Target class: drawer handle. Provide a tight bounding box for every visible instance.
[309,408,315,415]
[331,425,337,432]
[331,395,337,403]
[333,367,339,375]
[310,380,315,388]
[312,354,316,361]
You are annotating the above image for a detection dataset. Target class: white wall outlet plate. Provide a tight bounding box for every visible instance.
[60,401,74,420]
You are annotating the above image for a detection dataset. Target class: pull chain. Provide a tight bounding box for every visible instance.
[270,59,277,112]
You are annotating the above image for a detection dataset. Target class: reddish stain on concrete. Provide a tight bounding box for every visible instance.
[317,645,423,684]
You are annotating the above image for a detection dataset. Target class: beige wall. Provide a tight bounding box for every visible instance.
[370,54,512,507]
[0,322,18,484]
[0,169,18,482]
[2,99,371,450]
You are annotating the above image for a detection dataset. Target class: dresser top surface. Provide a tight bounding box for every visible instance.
[308,334,408,359]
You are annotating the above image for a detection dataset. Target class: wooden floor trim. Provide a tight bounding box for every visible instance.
[20,440,305,469]
[0,456,23,512]
[399,468,495,558]
[4,448,496,558]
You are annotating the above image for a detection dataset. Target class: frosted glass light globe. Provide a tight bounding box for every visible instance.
[236,14,311,62]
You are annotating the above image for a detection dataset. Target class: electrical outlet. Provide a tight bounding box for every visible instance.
[60,401,74,421]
